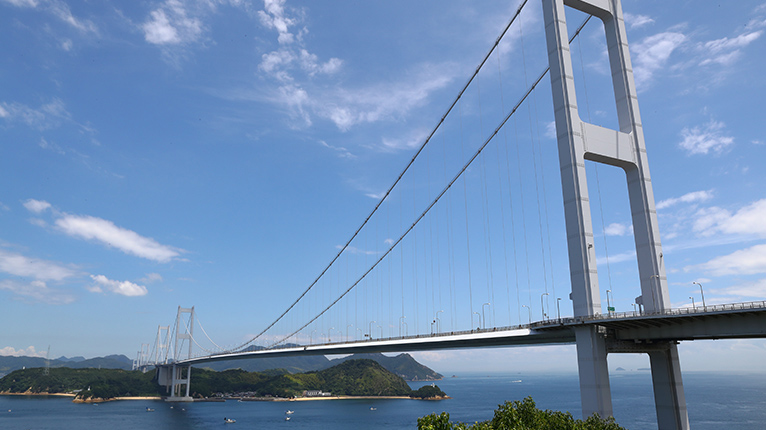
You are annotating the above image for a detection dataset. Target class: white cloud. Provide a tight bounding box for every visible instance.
[656,190,713,210]
[23,198,52,214]
[679,120,734,155]
[54,214,182,262]
[0,279,75,304]
[380,128,430,153]
[598,250,636,264]
[319,140,355,159]
[90,274,148,297]
[142,0,203,46]
[0,98,70,130]
[693,199,766,237]
[257,0,298,45]
[0,248,77,281]
[1,0,97,33]
[716,278,766,299]
[631,32,686,89]
[140,272,163,283]
[692,244,766,276]
[336,245,378,256]
[700,31,762,66]
[623,13,654,29]
[1,0,40,6]
[0,345,46,358]
[604,223,631,236]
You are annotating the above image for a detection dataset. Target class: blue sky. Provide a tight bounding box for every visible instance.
[1,0,765,374]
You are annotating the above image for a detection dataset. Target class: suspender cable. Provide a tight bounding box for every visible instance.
[229,0,531,352]
[266,16,592,347]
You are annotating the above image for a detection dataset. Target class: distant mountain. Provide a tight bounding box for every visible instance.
[0,354,133,375]
[325,353,443,381]
[194,352,441,381]
[196,354,330,373]
[56,356,86,363]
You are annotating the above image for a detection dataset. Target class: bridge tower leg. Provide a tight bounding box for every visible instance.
[542,0,688,428]
[162,306,196,402]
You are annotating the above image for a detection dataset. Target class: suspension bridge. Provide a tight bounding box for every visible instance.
[134,1,766,429]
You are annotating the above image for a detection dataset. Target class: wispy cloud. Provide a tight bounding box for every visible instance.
[0,248,78,281]
[604,223,632,236]
[55,214,182,263]
[23,198,52,214]
[1,0,98,34]
[24,199,183,262]
[319,140,355,159]
[0,279,75,304]
[0,98,71,130]
[715,278,766,299]
[631,31,686,89]
[679,120,734,155]
[690,243,766,276]
[699,31,762,67]
[693,199,766,237]
[623,12,655,29]
[142,0,203,46]
[89,274,148,297]
[656,190,713,210]
[336,245,378,256]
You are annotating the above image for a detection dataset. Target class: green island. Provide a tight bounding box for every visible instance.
[0,359,447,402]
[418,397,626,430]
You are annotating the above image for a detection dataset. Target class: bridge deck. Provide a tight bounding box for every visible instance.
[160,302,765,367]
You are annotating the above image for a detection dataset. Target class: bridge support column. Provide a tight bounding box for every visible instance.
[158,364,194,402]
[649,343,689,430]
[574,326,612,418]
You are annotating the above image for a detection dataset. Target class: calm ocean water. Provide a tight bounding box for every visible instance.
[1,372,764,429]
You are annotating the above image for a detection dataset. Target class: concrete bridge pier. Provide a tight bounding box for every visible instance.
[157,364,194,402]
[649,343,689,430]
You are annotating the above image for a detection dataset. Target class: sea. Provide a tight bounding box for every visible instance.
[1,371,764,429]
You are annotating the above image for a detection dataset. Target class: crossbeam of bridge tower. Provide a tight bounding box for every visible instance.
[542,0,688,428]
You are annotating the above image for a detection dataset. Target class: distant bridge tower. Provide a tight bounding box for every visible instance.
[542,0,688,429]
[157,306,195,401]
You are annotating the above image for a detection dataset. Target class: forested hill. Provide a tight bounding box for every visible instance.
[199,352,442,381]
[0,359,446,401]
[324,353,443,381]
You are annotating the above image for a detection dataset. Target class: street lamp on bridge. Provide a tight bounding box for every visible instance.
[482,303,491,329]
[689,297,696,310]
[346,324,353,342]
[435,310,444,333]
[521,304,531,324]
[368,321,376,340]
[541,293,549,320]
[310,329,317,345]
[472,312,482,330]
[606,289,613,315]
[693,281,707,311]
[557,297,562,321]
[328,327,335,343]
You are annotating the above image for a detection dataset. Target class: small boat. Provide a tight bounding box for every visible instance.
[370,407,377,411]
[146,407,155,412]
[511,380,522,383]
[286,410,294,415]
[285,417,291,421]
[224,417,236,423]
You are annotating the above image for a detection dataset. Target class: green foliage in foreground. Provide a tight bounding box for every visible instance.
[418,397,626,430]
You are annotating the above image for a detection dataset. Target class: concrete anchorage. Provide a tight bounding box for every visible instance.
[542,0,689,428]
